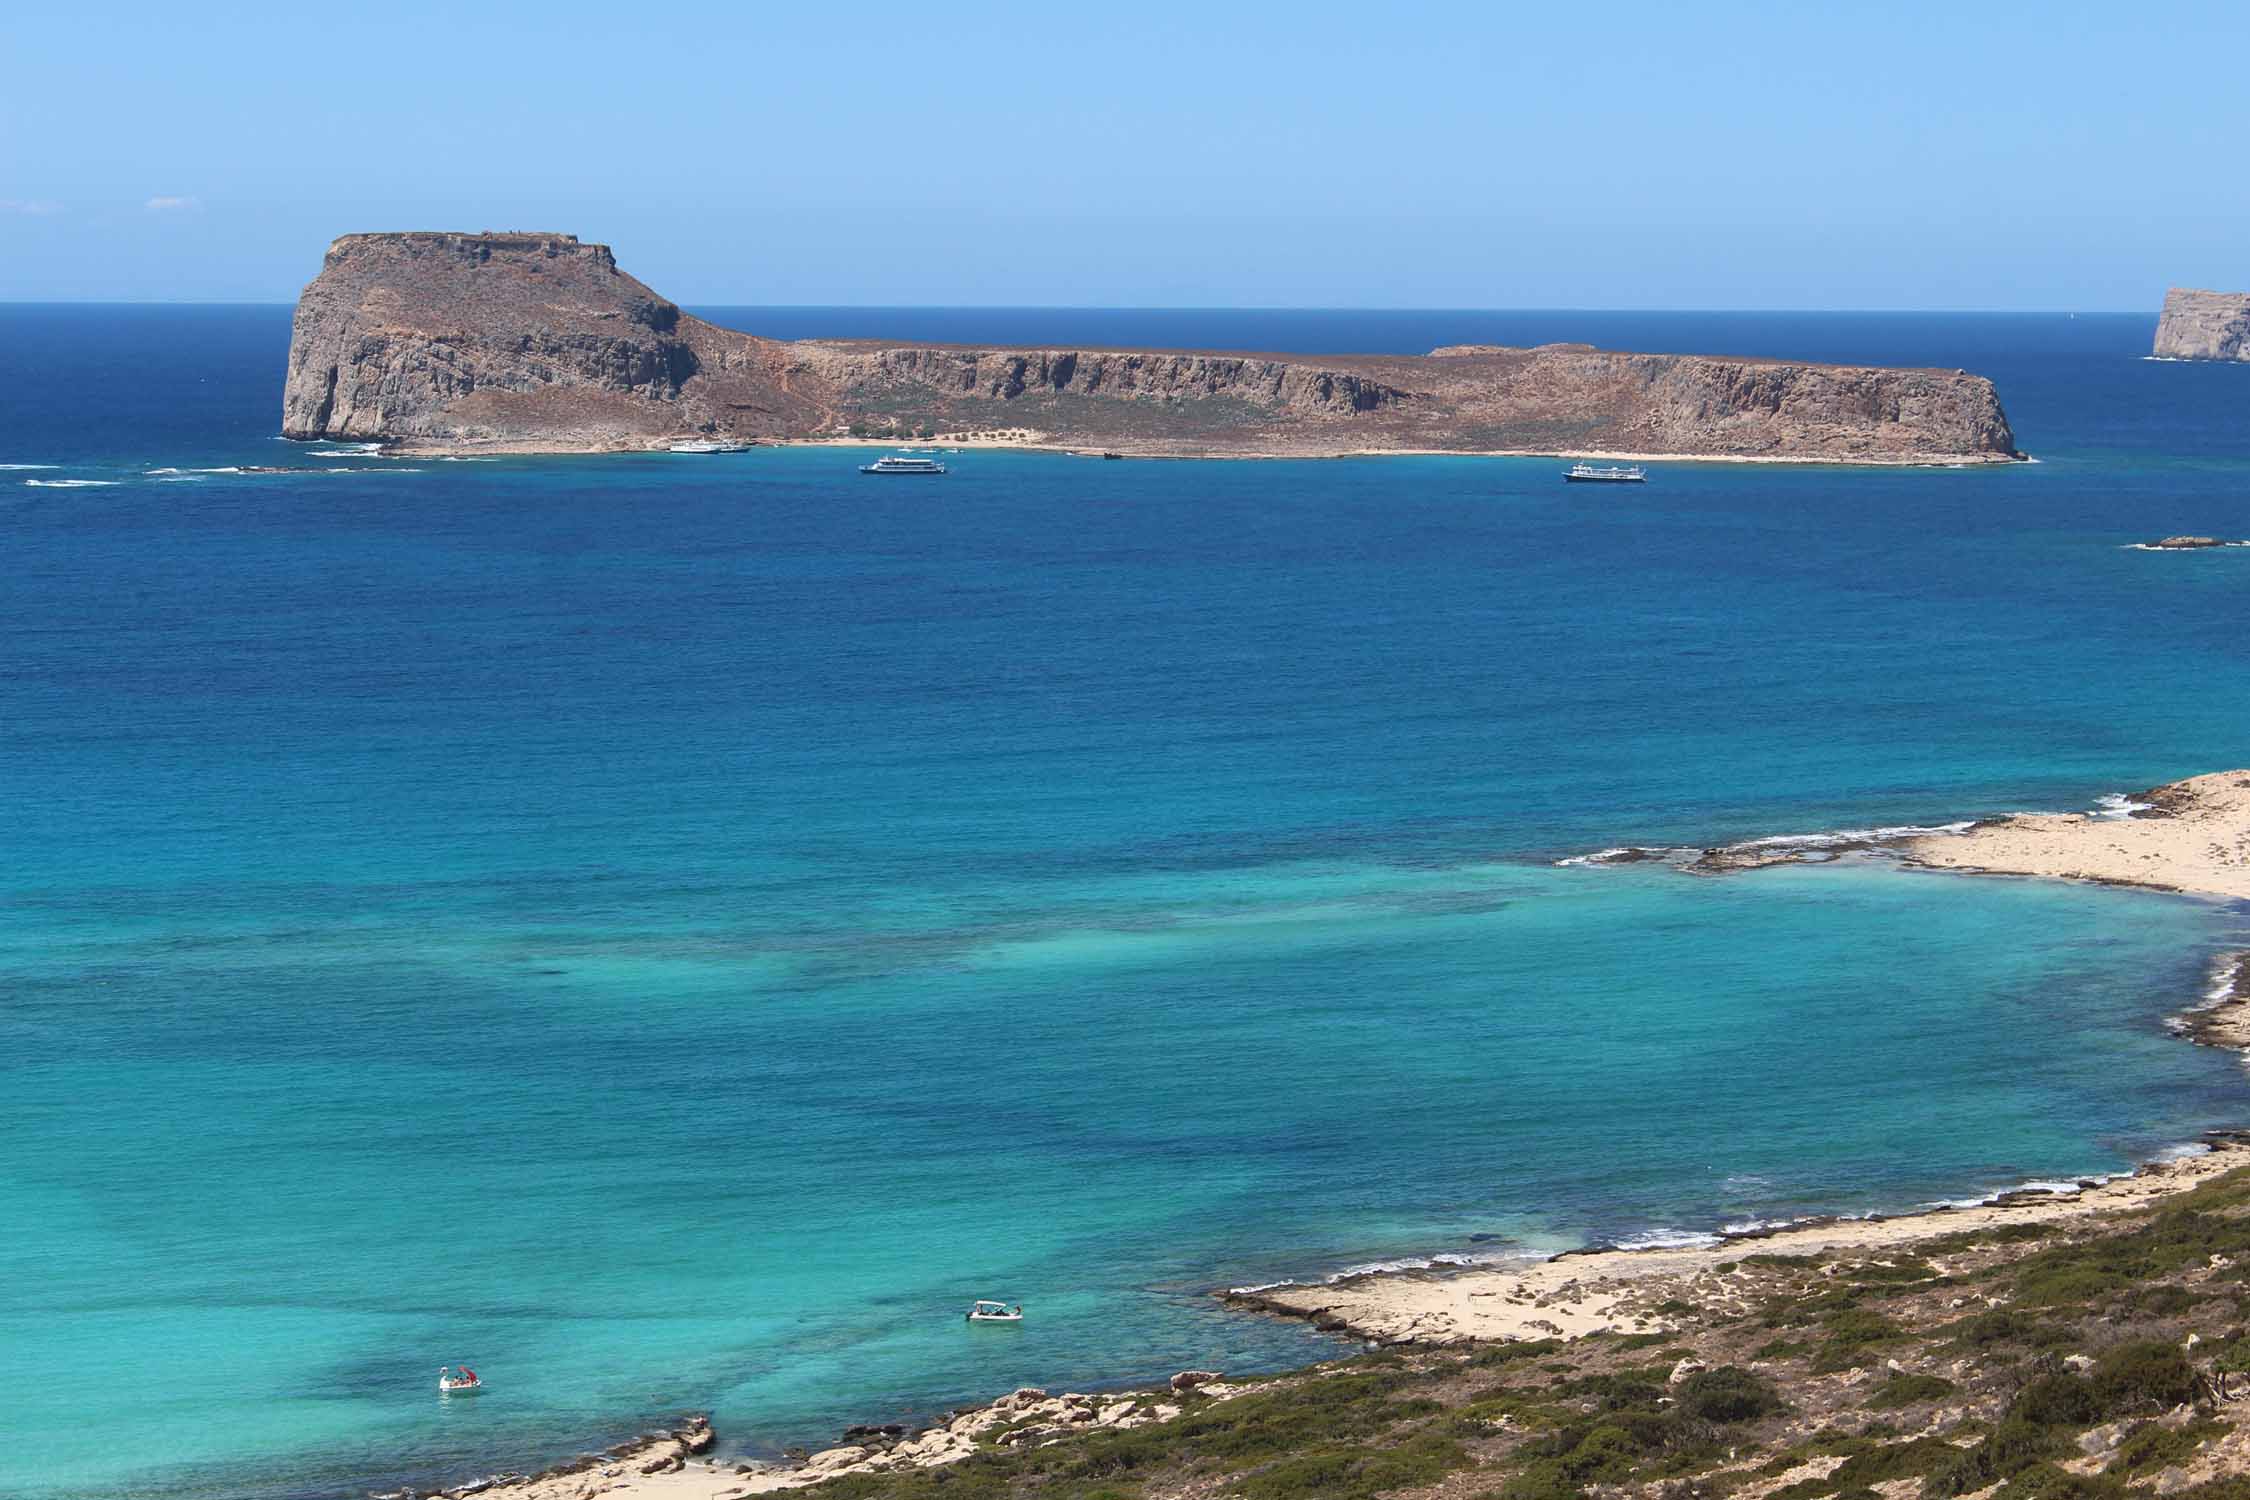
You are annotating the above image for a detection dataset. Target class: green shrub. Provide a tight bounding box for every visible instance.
[2008,1373,2101,1426]
[2090,1340,2200,1416]
[1612,1331,1681,1351]
[1927,1417,2072,1496]
[1677,1367,1787,1423]
[1469,1339,1565,1368]
[2108,1419,2227,1475]
[2015,1266,2129,1308]
[1769,1437,1956,1500]
[1944,1308,2069,1349]
[1864,1373,1957,1410]
[1825,1308,1904,1345]
[2126,1284,2204,1317]
[1991,1462,2127,1500]
[1236,1429,1468,1500]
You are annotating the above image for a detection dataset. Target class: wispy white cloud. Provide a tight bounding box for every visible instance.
[144,195,201,213]
[0,199,64,216]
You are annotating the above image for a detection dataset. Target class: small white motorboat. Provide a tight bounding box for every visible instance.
[966,1300,1023,1324]
[438,1365,485,1394]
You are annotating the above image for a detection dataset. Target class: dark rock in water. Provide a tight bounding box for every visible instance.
[843,1423,907,1440]
[280,231,2025,463]
[2146,535,2226,549]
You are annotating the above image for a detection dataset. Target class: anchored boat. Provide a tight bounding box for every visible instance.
[1563,463,1647,483]
[666,439,756,454]
[966,1300,1023,1323]
[437,1365,485,1394]
[861,454,948,475]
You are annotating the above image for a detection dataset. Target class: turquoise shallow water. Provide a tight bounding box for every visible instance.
[3,307,2250,1498]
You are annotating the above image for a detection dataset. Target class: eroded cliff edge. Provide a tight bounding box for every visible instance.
[281,232,2024,462]
[2153,287,2250,362]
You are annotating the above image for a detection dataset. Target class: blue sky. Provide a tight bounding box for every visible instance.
[4,1,2245,308]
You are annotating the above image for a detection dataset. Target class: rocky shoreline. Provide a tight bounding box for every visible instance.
[393,1376,1240,1500]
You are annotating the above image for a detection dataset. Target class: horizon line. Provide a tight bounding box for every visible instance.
[0,299,2158,316]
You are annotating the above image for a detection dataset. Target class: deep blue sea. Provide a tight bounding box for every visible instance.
[4,305,2249,1500]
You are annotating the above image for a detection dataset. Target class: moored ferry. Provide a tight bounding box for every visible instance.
[667,439,756,454]
[1563,462,1647,483]
[861,454,948,475]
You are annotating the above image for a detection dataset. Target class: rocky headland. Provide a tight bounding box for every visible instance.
[281,232,2025,463]
[2153,288,2250,362]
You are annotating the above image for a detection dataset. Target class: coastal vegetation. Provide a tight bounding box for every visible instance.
[747,1162,2250,1500]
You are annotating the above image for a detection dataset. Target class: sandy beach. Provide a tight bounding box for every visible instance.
[1228,1136,2250,1348]
[1899,770,2250,899]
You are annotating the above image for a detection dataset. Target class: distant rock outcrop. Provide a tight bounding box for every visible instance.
[2153,288,2250,362]
[281,232,2025,462]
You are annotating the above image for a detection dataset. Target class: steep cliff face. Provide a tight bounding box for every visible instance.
[794,345,1418,415]
[281,232,823,445]
[2153,288,2250,362]
[280,233,2022,461]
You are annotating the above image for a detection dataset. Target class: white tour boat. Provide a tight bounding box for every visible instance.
[861,454,948,475]
[1563,462,1647,483]
[667,439,755,454]
[965,1300,1023,1323]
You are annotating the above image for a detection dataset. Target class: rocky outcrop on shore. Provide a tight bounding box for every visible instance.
[2154,287,2250,362]
[280,232,2025,462]
[407,1380,1222,1500]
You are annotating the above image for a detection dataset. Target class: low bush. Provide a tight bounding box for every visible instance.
[2108,1419,2228,1476]
[2008,1373,2101,1427]
[1236,1429,1468,1500]
[1677,1367,1788,1423]
[2089,1340,2200,1416]
[1990,1463,2126,1500]
[1768,1436,1957,1500]
[1864,1373,1957,1410]
[1469,1339,1564,1368]
[1926,1416,2073,1496]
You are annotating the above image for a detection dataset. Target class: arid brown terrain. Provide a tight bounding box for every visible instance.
[281,233,2023,463]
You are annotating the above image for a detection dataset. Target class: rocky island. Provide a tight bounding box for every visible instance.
[2153,287,2250,361]
[281,232,2025,462]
